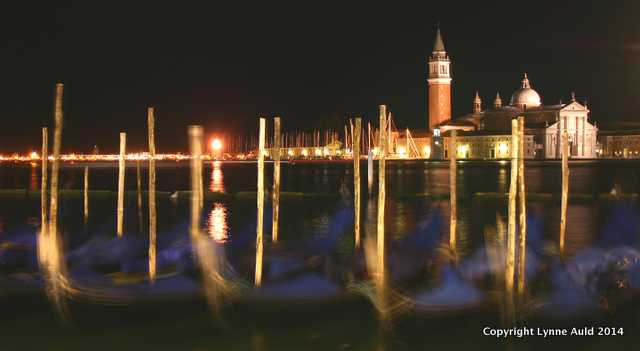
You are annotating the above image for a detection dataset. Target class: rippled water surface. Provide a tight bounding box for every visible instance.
[1,160,640,350]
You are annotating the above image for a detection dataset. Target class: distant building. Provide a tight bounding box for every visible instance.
[597,129,640,158]
[425,28,598,159]
[438,130,536,160]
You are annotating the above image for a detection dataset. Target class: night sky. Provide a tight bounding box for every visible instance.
[1,1,639,153]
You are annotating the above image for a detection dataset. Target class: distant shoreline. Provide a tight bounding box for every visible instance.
[2,158,640,168]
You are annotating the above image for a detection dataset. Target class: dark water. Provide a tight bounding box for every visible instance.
[1,160,640,350]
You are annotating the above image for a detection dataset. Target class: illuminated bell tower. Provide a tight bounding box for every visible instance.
[427,25,452,131]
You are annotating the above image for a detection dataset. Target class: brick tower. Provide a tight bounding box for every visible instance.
[427,25,452,131]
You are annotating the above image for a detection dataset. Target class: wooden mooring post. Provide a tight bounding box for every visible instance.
[506,119,519,292]
[449,130,457,257]
[517,116,527,296]
[502,118,520,326]
[148,107,157,281]
[353,117,362,248]
[49,83,64,237]
[272,117,281,243]
[189,126,203,238]
[560,129,569,258]
[376,105,387,320]
[45,82,68,319]
[117,132,126,237]
[255,118,266,287]
[83,166,89,226]
[41,127,48,231]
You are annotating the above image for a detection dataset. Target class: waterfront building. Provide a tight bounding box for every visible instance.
[597,129,640,158]
[439,130,536,160]
[426,28,598,159]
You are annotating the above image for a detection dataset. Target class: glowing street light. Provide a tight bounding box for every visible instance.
[423,145,431,158]
[211,138,222,152]
[498,142,508,156]
[457,144,469,158]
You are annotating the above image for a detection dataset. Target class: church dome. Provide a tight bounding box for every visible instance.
[510,73,541,108]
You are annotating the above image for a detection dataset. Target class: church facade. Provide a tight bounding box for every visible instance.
[426,28,598,160]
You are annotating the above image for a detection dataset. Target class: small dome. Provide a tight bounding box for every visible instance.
[510,73,541,108]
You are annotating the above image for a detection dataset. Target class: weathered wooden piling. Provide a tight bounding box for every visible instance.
[376,105,388,320]
[41,127,48,230]
[83,166,89,225]
[449,130,458,256]
[148,107,157,281]
[189,126,203,237]
[117,132,126,237]
[272,117,281,242]
[49,83,63,236]
[255,118,266,287]
[449,130,457,256]
[502,119,520,327]
[377,106,387,284]
[560,129,569,257]
[517,117,527,296]
[353,117,362,248]
[45,82,68,319]
[506,119,519,295]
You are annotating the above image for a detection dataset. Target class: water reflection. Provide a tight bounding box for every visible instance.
[30,163,38,191]
[209,161,225,193]
[497,168,507,193]
[208,202,229,242]
[565,203,599,256]
[3,162,640,332]
[37,226,71,320]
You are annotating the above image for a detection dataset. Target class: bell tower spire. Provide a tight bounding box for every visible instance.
[427,23,452,132]
[433,22,446,52]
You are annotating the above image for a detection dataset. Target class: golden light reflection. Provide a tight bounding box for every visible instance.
[30,163,38,191]
[37,226,71,320]
[208,203,228,242]
[209,161,225,193]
